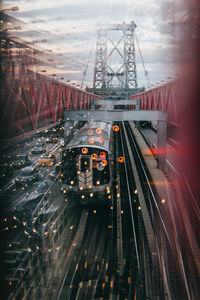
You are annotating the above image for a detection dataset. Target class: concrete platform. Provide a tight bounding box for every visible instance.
[129,121,169,203]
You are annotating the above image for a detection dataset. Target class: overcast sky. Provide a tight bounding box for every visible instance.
[2,0,179,87]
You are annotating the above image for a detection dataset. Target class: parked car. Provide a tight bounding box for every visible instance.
[38,153,56,166]
[46,135,58,143]
[32,143,46,154]
[55,161,61,173]
[12,154,31,168]
[15,167,39,186]
[17,180,52,212]
[0,165,13,187]
[60,138,65,147]
[49,170,57,180]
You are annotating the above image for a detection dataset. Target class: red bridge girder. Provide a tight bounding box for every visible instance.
[0,70,103,138]
[130,81,179,127]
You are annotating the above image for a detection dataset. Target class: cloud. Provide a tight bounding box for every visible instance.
[4,0,175,87]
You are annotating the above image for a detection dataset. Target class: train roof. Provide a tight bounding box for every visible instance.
[65,121,112,153]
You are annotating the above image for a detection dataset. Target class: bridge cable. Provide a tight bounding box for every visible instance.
[135,33,150,86]
[81,41,94,88]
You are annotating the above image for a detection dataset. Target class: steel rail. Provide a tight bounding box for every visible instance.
[118,122,141,275]
[125,122,171,245]
[125,122,174,299]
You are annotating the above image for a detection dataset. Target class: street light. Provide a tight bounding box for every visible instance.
[0,6,19,13]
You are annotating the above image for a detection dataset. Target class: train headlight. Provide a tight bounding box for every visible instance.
[81,195,85,199]
[90,193,93,197]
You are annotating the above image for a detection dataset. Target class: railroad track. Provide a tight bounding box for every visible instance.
[4,120,181,300]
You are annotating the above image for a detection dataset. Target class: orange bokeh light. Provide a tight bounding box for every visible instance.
[113,125,120,132]
[118,156,125,163]
[93,161,98,168]
[88,129,94,135]
[82,147,88,154]
[101,160,107,166]
[89,137,95,144]
[97,136,104,143]
[91,153,97,160]
[96,128,102,134]
[100,152,106,159]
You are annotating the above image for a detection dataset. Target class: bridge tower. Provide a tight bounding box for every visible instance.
[93,21,138,96]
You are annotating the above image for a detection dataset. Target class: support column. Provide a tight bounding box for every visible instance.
[157,121,167,171]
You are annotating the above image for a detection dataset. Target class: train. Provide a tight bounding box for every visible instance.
[60,121,113,204]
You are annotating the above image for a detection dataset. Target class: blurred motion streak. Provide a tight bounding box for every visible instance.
[0,11,102,141]
[130,1,200,297]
